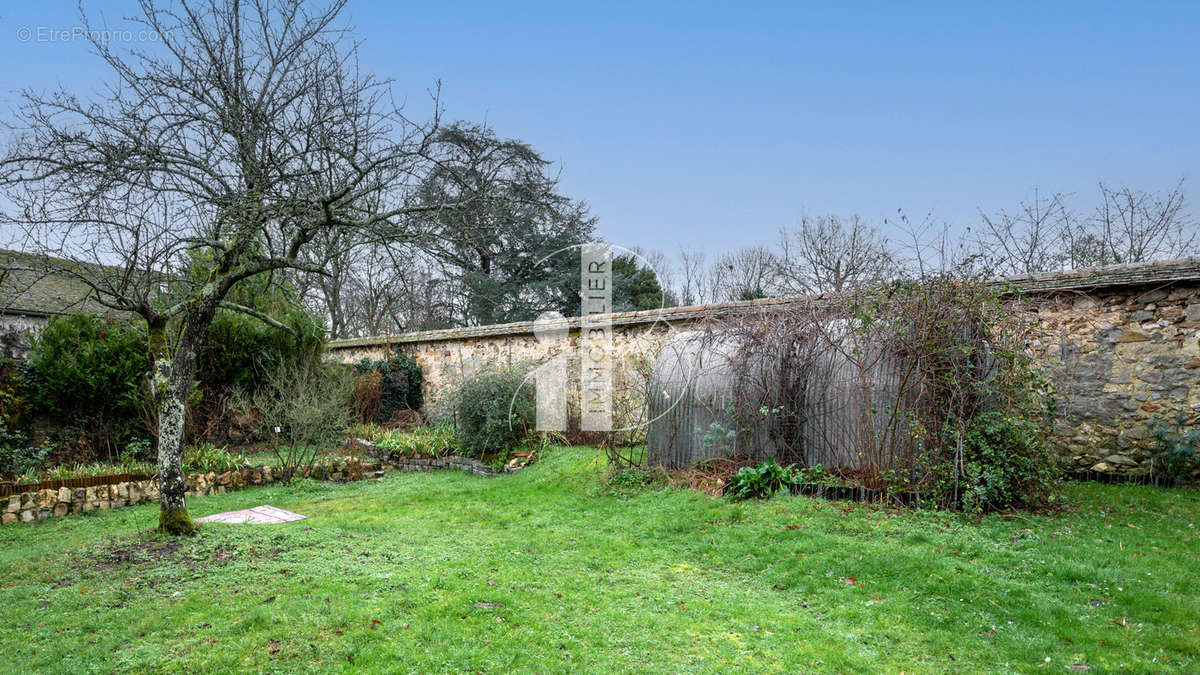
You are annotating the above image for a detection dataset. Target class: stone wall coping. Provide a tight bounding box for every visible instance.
[330,258,1200,350]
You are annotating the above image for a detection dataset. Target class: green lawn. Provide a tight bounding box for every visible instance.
[1,448,1197,673]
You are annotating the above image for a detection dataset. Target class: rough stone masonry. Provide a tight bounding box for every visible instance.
[330,260,1200,475]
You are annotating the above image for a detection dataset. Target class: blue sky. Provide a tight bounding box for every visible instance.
[2,1,1197,257]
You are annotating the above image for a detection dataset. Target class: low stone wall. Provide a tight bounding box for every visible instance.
[1,453,528,527]
[396,455,524,476]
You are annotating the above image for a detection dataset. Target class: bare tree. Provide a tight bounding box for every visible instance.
[976,181,1196,275]
[675,246,711,306]
[775,214,899,294]
[975,190,1073,276]
[709,245,779,301]
[1074,179,1196,267]
[0,0,458,534]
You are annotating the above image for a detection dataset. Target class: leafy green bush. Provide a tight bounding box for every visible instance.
[1149,412,1200,485]
[351,351,423,423]
[726,458,796,501]
[375,423,458,458]
[192,307,324,441]
[197,310,323,394]
[27,315,149,459]
[0,422,43,480]
[451,367,533,459]
[955,411,1060,514]
[0,356,28,429]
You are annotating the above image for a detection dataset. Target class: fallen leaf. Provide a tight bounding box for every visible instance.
[1067,665,1090,672]
[844,577,857,585]
[268,639,280,654]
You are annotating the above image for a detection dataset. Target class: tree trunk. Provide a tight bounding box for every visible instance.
[151,300,220,535]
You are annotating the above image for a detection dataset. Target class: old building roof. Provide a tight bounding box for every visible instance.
[0,249,114,318]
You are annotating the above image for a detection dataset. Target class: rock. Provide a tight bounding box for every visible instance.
[1,512,16,525]
[57,487,71,503]
[1135,289,1169,304]
[52,503,68,518]
[1103,454,1138,466]
[1186,304,1200,322]
[36,489,57,510]
[1115,330,1150,343]
[4,495,19,513]
[20,509,35,522]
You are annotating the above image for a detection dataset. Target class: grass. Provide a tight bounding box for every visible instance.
[0,447,1197,673]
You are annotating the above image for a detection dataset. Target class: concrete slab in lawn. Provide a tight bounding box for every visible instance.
[196,505,306,524]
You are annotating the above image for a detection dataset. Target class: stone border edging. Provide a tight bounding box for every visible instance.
[1,453,526,527]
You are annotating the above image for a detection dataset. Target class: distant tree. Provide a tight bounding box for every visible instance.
[612,253,666,311]
[975,190,1072,275]
[0,0,458,534]
[709,245,779,301]
[1068,180,1196,267]
[976,181,1196,275]
[774,215,899,295]
[409,122,596,325]
[675,246,712,306]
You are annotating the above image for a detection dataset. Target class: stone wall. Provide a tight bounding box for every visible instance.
[330,261,1200,475]
[1028,281,1200,473]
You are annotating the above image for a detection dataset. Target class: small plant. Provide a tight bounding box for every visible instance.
[184,443,246,474]
[1149,412,1200,485]
[604,465,667,497]
[698,420,738,457]
[725,457,796,501]
[375,423,459,458]
[793,463,839,486]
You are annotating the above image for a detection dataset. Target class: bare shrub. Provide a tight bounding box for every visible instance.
[235,363,353,481]
[352,370,384,424]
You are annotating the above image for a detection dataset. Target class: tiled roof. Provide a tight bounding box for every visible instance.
[0,249,114,317]
[329,258,1200,350]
